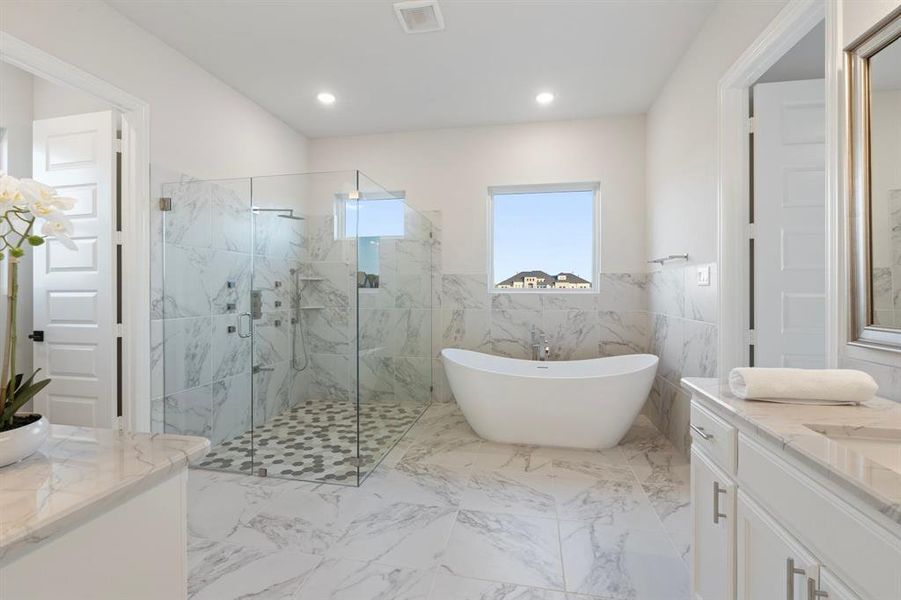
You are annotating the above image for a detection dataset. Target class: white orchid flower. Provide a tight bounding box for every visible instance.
[0,174,25,210]
[40,217,77,251]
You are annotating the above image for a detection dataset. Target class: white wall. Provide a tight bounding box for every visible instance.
[310,116,647,275]
[645,0,787,267]
[0,0,309,179]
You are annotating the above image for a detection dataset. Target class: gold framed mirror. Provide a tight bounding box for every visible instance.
[848,7,901,351]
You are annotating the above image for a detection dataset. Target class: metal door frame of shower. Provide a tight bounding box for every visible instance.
[0,32,153,432]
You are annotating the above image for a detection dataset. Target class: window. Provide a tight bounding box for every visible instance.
[489,183,598,291]
[335,193,406,289]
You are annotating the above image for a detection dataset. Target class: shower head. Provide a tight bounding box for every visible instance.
[251,207,305,220]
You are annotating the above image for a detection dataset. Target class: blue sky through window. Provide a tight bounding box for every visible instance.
[492,189,595,286]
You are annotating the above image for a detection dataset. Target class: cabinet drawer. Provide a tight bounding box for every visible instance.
[690,399,737,473]
[738,434,901,600]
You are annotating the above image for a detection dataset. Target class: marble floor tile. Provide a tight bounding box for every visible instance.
[187,538,321,600]
[642,481,691,565]
[544,476,662,529]
[461,469,556,517]
[328,501,458,569]
[559,520,690,599]
[472,442,551,473]
[222,486,365,555]
[429,572,568,600]
[399,436,484,469]
[441,509,564,590]
[363,461,469,507]
[627,449,690,486]
[294,558,434,600]
[187,469,298,542]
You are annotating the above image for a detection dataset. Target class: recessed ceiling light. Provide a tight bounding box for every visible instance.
[317,92,336,105]
[535,92,555,105]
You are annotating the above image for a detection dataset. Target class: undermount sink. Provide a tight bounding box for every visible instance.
[804,424,901,474]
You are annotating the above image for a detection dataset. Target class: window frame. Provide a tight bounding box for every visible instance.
[487,181,600,294]
[333,190,407,241]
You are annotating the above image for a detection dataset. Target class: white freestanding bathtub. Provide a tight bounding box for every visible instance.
[441,349,658,449]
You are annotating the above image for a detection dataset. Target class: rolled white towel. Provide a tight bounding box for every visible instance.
[728,368,878,405]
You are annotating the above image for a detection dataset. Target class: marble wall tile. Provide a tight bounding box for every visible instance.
[649,313,683,386]
[681,320,717,378]
[442,274,488,309]
[151,319,164,400]
[304,262,350,308]
[891,190,901,266]
[540,291,598,311]
[395,239,432,274]
[492,293,541,311]
[310,354,351,402]
[441,309,490,354]
[597,311,650,357]
[211,314,252,380]
[306,307,350,355]
[596,273,648,311]
[683,263,717,323]
[162,244,213,318]
[162,180,211,248]
[253,311,292,366]
[164,384,212,438]
[359,352,395,403]
[210,181,252,254]
[308,214,344,262]
[253,361,293,425]
[542,309,601,360]
[394,357,431,404]
[211,373,252,445]
[394,308,431,358]
[163,316,212,394]
[649,268,684,318]
[489,309,542,359]
[395,273,431,308]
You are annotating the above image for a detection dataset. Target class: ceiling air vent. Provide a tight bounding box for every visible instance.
[394,0,445,34]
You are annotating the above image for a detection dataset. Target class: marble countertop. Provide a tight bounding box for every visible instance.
[0,425,209,563]
[682,377,901,527]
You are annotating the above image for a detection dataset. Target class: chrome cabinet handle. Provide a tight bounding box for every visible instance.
[238,312,252,338]
[712,481,728,524]
[786,558,805,600]
[807,578,828,600]
[691,424,713,440]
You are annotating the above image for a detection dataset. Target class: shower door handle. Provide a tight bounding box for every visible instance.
[238,312,252,338]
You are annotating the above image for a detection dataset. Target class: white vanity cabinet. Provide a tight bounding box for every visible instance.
[688,391,901,600]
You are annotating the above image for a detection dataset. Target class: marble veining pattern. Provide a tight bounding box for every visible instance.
[187,404,690,599]
[1,426,209,563]
[683,377,901,525]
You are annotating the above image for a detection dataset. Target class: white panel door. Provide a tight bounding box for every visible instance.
[32,111,117,428]
[753,79,826,368]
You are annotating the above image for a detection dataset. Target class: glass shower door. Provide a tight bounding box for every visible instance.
[159,176,255,475]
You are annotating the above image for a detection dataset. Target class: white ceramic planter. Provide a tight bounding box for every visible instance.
[0,415,49,467]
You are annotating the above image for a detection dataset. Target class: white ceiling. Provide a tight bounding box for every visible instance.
[109,0,717,138]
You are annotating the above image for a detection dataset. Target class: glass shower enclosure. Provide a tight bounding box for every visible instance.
[153,170,432,485]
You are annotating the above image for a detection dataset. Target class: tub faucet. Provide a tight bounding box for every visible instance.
[531,327,550,361]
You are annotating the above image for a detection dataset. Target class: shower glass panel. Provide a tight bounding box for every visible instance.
[356,173,432,481]
[155,170,429,486]
[158,176,254,475]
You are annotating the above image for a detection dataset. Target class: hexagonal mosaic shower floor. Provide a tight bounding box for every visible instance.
[196,399,427,484]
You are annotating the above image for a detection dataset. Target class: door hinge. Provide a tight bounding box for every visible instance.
[115,231,125,245]
[745,329,756,345]
[746,223,756,239]
[116,323,124,338]
[114,139,123,153]
[159,197,172,211]
[747,116,756,134]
